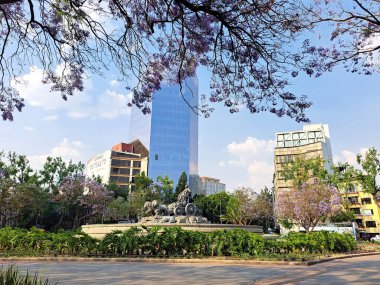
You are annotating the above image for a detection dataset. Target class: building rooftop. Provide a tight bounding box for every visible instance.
[275,124,330,148]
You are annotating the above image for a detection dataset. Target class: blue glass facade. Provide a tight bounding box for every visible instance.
[129,77,199,193]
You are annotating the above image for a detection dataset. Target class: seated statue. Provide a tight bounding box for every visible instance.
[176,186,191,206]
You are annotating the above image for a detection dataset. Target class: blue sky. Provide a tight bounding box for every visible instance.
[1,62,379,192]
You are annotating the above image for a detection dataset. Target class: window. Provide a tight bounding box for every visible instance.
[133,161,141,168]
[363,209,373,216]
[155,154,158,160]
[348,196,359,204]
[361,198,372,205]
[351,208,361,215]
[119,168,130,175]
[346,185,356,193]
[109,176,118,182]
[366,221,376,228]
[111,160,131,167]
[355,219,363,227]
[111,152,136,159]
[132,169,140,175]
[109,176,129,183]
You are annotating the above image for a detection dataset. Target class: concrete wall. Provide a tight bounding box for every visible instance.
[82,223,263,239]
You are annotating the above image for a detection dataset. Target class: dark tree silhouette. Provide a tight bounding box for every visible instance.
[0,0,314,122]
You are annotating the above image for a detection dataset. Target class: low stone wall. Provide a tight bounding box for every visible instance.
[82,223,263,239]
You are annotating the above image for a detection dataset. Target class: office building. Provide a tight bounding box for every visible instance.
[198,176,226,196]
[273,124,333,198]
[129,77,199,194]
[85,140,148,190]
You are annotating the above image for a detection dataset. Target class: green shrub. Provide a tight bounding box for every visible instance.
[0,227,357,259]
[0,265,54,285]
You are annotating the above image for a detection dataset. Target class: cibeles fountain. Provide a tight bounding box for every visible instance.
[82,186,262,239]
[141,187,208,224]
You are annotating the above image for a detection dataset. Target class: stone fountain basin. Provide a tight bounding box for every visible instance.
[82,223,263,239]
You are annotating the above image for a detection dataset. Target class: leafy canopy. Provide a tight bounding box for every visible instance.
[0,0,316,122]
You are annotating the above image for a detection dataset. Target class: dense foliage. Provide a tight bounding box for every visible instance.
[276,182,342,232]
[175,172,188,199]
[193,192,231,223]
[0,227,357,259]
[0,0,319,122]
[0,151,204,230]
[0,151,131,230]
[0,265,53,285]
[1,1,380,122]
[221,188,258,225]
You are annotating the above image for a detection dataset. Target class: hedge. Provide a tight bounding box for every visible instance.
[0,227,357,258]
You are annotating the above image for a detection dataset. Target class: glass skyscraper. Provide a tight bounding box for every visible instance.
[129,77,199,193]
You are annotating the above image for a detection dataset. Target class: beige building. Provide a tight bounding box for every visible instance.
[274,124,333,198]
[86,140,148,190]
[198,176,226,196]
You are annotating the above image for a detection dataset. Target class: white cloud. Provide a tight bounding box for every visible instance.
[334,148,369,167]
[81,2,117,34]
[109,79,120,87]
[12,66,131,120]
[28,138,88,170]
[44,115,58,121]
[247,161,274,188]
[68,111,90,119]
[220,137,275,191]
[12,66,91,111]
[24,126,35,132]
[97,90,132,118]
[362,34,380,66]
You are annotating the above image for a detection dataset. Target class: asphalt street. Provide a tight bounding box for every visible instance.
[1,255,380,284]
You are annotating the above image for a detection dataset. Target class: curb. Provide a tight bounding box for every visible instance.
[0,257,306,266]
[1,252,379,267]
[305,251,380,265]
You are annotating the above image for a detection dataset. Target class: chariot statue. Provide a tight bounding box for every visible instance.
[141,185,207,224]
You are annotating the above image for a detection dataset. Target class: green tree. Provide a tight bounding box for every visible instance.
[330,210,356,223]
[104,197,131,222]
[134,172,153,191]
[356,147,380,194]
[253,187,274,231]
[175,172,187,198]
[193,192,231,223]
[329,162,359,191]
[127,190,147,221]
[106,182,128,199]
[39,156,85,193]
[155,176,175,204]
[128,172,158,221]
[328,162,360,221]
[0,178,44,227]
[0,151,38,184]
[221,187,257,225]
[281,156,329,188]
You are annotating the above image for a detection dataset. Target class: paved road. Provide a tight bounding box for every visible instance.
[1,255,380,284]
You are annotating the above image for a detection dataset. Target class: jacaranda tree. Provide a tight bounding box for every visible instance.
[2,1,380,122]
[275,182,342,233]
[306,1,380,77]
[0,0,316,122]
[54,175,113,229]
